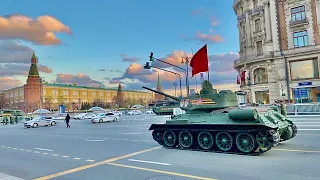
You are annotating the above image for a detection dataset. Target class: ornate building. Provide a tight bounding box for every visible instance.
[2,53,154,112]
[233,0,320,104]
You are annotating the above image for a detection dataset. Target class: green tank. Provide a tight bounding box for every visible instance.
[151,100,180,115]
[142,80,297,155]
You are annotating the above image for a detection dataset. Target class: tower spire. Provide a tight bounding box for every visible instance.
[28,51,39,76]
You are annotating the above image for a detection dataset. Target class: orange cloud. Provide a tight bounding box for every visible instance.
[56,73,105,87]
[196,32,224,43]
[211,19,219,26]
[0,14,72,45]
[0,77,22,89]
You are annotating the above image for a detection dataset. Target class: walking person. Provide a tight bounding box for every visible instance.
[65,114,71,128]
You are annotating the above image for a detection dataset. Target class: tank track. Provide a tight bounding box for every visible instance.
[151,128,280,156]
[155,112,173,115]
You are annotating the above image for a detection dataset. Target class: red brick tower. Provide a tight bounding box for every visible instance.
[24,52,41,112]
[154,73,164,101]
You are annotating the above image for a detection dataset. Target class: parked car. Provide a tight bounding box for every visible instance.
[24,116,57,128]
[127,110,142,115]
[146,109,154,114]
[91,112,119,123]
[112,111,123,116]
[83,113,96,119]
[73,113,87,119]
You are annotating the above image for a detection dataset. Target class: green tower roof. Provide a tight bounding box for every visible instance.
[28,64,39,76]
[28,52,39,76]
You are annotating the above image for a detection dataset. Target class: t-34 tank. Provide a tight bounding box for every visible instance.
[152,100,180,115]
[142,80,297,155]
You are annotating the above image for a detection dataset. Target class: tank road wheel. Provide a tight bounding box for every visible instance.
[178,131,193,148]
[163,130,177,147]
[215,132,233,152]
[197,131,214,150]
[152,130,163,141]
[256,131,278,149]
[236,133,257,153]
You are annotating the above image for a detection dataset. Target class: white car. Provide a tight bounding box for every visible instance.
[127,110,142,115]
[74,113,87,119]
[113,111,123,116]
[24,116,57,128]
[146,110,154,114]
[91,112,119,123]
[83,113,96,119]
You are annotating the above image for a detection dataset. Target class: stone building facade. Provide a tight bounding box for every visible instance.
[233,0,320,104]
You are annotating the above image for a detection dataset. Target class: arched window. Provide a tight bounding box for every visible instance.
[254,68,268,84]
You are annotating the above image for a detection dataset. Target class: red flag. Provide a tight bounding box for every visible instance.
[190,44,209,77]
[236,75,240,84]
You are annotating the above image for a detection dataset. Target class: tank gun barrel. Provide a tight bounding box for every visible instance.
[142,86,180,101]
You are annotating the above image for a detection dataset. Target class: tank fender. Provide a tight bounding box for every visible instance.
[228,109,258,121]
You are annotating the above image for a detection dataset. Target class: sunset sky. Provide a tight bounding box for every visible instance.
[0,0,240,93]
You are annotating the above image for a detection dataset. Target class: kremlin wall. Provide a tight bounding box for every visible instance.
[0,53,153,112]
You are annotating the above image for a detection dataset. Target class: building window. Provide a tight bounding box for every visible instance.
[256,41,263,55]
[254,19,261,32]
[290,59,318,80]
[52,90,58,96]
[253,0,258,9]
[293,31,308,48]
[291,6,306,22]
[255,91,270,104]
[253,68,268,84]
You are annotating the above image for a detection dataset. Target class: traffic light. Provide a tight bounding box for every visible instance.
[149,52,154,61]
[144,62,151,69]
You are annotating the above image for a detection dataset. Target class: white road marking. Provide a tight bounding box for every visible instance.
[128,159,170,166]
[85,139,104,142]
[86,159,95,162]
[42,152,49,155]
[34,148,53,152]
[297,125,320,127]
[52,154,59,156]
[74,157,82,160]
[19,149,24,151]
[298,129,320,131]
[62,156,69,158]
[122,139,129,140]
[34,151,41,153]
[12,147,17,150]
[132,140,139,141]
[121,133,142,135]
[6,147,11,148]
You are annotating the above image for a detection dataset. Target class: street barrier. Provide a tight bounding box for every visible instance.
[286,103,320,117]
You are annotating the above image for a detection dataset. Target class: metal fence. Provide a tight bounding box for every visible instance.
[286,103,320,116]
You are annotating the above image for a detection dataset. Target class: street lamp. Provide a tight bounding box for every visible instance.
[181,57,191,96]
[144,62,183,97]
[173,82,177,97]
[39,77,45,115]
[149,52,189,96]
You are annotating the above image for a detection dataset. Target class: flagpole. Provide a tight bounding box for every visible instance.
[195,74,198,93]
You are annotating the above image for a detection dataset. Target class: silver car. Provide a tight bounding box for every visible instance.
[24,116,57,128]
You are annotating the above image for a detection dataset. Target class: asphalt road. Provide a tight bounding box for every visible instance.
[0,114,319,180]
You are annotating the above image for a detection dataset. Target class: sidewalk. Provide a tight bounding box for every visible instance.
[0,172,24,180]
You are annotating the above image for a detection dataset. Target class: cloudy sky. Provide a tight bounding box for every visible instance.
[0,0,240,92]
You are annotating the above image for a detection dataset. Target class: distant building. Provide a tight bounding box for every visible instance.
[233,0,320,104]
[2,52,153,112]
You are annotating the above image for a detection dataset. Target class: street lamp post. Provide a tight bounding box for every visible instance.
[181,57,191,96]
[144,62,183,97]
[173,82,177,97]
[39,77,45,115]
[149,52,188,96]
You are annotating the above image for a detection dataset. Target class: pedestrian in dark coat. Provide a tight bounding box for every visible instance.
[65,114,71,128]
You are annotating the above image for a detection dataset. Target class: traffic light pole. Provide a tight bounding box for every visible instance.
[144,63,182,97]
[149,52,188,96]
